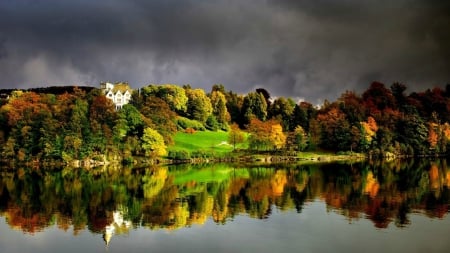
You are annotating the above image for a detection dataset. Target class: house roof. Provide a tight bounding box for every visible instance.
[112,84,132,94]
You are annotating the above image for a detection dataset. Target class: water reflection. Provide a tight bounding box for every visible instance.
[0,159,449,244]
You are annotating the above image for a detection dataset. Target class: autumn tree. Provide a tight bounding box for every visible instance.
[139,96,177,145]
[338,91,365,125]
[228,123,245,150]
[315,107,351,151]
[247,119,286,151]
[141,127,167,157]
[362,81,396,114]
[361,116,378,144]
[270,123,286,149]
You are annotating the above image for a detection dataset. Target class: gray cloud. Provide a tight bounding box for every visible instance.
[0,0,449,103]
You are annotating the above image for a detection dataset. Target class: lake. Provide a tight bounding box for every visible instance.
[0,159,450,253]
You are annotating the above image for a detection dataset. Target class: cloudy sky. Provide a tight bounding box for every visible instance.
[0,0,449,103]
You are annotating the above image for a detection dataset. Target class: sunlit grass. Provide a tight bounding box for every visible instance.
[169,130,248,154]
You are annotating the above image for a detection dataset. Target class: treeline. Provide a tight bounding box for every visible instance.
[1,81,450,162]
[0,86,95,96]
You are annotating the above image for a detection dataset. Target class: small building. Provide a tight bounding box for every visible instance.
[100,82,133,109]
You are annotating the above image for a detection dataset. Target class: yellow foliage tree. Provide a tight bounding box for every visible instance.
[270,123,286,149]
[141,127,167,157]
[361,116,378,143]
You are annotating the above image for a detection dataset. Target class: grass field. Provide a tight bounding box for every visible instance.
[168,130,363,162]
[168,130,248,155]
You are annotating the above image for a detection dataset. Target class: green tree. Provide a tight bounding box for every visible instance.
[210,90,229,127]
[225,91,244,126]
[293,125,308,151]
[396,113,428,155]
[114,104,144,140]
[269,97,295,131]
[185,88,213,123]
[141,128,167,157]
[242,92,268,124]
[141,84,188,113]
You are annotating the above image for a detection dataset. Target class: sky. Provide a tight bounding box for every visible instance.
[0,0,449,103]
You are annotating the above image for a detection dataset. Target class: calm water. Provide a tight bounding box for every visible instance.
[1,159,450,253]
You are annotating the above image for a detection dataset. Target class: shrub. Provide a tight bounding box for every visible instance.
[176,117,205,131]
[185,128,196,134]
[167,150,191,160]
[205,115,219,131]
[191,150,213,159]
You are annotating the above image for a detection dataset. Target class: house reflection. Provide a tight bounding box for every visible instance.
[103,207,132,247]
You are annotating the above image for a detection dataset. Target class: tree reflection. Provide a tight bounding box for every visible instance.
[0,159,450,242]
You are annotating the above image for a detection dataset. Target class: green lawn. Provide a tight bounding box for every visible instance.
[169,130,248,155]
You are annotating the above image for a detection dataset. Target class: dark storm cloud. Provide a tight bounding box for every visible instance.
[0,0,449,103]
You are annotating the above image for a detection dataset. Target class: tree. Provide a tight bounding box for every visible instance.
[428,123,439,149]
[228,123,245,150]
[293,125,308,151]
[116,104,144,137]
[141,84,188,113]
[270,123,286,149]
[185,88,213,123]
[140,96,177,145]
[256,88,271,108]
[362,81,396,113]
[269,97,295,131]
[291,102,316,132]
[391,82,407,109]
[241,92,267,125]
[210,90,229,127]
[360,116,378,143]
[338,91,365,125]
[315,107,351,151]
[247,118,271,151]
[211,84,226,94]
[247,119,285,151]
[141,128,167,157]
[396,113,428,155]
[225,91,244,126]
[89,95,117,136]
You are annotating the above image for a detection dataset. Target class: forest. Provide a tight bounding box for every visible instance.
[1,81,450,163]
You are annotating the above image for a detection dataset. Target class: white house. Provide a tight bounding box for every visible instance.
[100,82,133,109]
